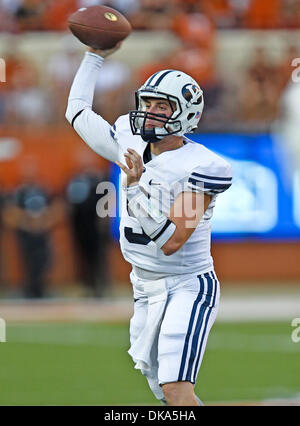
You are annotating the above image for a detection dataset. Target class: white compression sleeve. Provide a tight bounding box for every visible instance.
[65,52,120,162]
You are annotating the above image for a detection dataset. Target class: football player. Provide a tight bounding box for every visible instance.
[66,43,232,406]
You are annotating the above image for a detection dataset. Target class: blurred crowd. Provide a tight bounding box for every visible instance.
[0,33,134,126]
[1,0,300,32]
[0,3,299,130]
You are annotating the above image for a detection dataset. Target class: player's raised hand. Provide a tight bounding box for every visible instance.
[88,41,122,58]
[116,148,144,187]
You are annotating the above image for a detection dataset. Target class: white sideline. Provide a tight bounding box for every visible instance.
[0,294,299,322]
[217,295,300,322]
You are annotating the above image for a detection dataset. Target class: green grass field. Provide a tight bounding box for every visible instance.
[0,321,299,405]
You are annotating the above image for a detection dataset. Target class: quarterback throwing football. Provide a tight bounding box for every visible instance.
[66,43,232,406]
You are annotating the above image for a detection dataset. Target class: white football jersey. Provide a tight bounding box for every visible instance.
[112,114,233,276]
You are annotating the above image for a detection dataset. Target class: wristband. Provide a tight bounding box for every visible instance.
[123,184,140,201]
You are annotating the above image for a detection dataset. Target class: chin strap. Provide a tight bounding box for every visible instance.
[140,129,162,143]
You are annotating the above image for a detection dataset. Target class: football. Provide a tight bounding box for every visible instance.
[68,5,132,50]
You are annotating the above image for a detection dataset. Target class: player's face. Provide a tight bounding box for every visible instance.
[143,97,175,129]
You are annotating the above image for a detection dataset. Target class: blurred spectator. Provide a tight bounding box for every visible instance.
[43,0,77,31]
[2,161,62,298]
[235,47,281,125]
[66,160,111,298]
[0,0,20,32]
[109,0,140,17]
[201,0,236,29]
[229,0,251,28]
[0,0,24,12]
[242,0,282,29]
[281,0,300,29]
[247,47,274,84]
[46,35,81,123]
[171,3,215,49]
[14,0,46,32]
[3,47,54,125]
[7,88,53,126]
[0,40,25,117]
[277,45,300,92]
[129,0,178,30]
[93,58,132,123]
[0,38,23,121]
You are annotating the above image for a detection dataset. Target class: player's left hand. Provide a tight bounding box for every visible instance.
[116,148,144,187]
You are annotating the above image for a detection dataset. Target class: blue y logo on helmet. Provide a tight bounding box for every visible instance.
[181,84,202,104]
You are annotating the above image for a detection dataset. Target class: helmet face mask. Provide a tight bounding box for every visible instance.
[129,70,204,143]
[129,89,183,142]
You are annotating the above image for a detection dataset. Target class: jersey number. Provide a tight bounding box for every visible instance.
[124,227,151,245]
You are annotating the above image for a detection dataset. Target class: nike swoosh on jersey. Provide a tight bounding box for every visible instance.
[149,179,161,186]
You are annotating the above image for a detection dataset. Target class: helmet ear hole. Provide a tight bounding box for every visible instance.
[187,113,195,120]
[193,95,203,105]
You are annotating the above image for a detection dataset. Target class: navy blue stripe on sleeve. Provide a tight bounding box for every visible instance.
[190,172,232,182]
[188,177,231,190]
[203,182,232,190]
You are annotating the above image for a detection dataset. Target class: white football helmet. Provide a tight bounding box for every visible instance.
[129,69,204,142]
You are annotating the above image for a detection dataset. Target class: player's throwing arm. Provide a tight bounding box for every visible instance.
[65,6,131,163]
